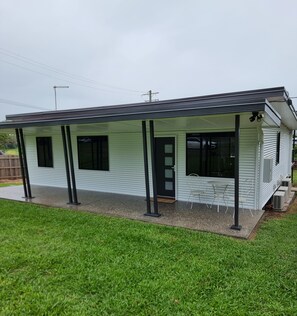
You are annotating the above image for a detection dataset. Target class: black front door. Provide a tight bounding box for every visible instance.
[155,137,175,198]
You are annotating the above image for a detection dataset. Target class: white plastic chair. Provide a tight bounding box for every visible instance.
[226,179,254,217]
[187,173,207,209]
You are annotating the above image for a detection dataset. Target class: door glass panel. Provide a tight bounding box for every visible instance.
[165,169,173,178]
[165,144,173,154]
[165,157,173,166]
[165,181,173,190]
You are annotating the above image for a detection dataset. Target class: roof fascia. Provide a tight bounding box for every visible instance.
[0,101,268,129]
[264,102,281,127]
[6,86,287,122]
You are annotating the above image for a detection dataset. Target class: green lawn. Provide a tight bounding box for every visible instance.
[0,200,296,315]
[293,169,297,186]
[0,182,22,187]
[3,148,18,155]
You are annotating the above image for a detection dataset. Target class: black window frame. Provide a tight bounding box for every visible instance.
[276,131,281,165]
[77,136,109,171]
[36,137,53,168]
[186,132,235,178]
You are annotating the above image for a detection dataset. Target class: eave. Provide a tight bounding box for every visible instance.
[0,86,291,130]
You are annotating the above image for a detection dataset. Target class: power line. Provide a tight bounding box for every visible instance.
[0,47,144,93]
[0,58,141,95]
[0,47,145,94]
[0,98,51,111]
[0,48,100,85]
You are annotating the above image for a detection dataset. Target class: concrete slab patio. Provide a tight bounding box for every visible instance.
[0,185,265,239]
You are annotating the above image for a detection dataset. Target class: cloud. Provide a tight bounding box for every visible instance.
[0,0,297,120]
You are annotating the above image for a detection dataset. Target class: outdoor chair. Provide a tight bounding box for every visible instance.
[226,179,254,217]
[187,173,207,209]
[209,181,229,212]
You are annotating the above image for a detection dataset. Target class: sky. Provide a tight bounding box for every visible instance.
[0,0,297,121]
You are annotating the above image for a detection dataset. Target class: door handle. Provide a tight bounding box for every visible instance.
[171,165,176,172]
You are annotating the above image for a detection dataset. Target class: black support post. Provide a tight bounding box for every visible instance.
[19,128,33,199]
[142,121,151,215]
[231,115,242,230]
[15,129,28,198]
[66,125,80,205]
[292,130,296,182]
[61,126,73,204]
[148,120,160,216]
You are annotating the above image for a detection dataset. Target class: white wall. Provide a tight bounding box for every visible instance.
[259,124,292,208]
[24,123,292,211]
[175,128,258,209]
[26,131,146,197]
[74,132,146,196]
[26,133,68,188]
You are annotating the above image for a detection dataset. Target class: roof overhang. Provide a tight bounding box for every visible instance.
[0,86,292,131]
[0,99,279,129]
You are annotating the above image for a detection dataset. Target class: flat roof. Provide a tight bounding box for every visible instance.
[0,86,293,129]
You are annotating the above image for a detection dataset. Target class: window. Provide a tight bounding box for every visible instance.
[276,131,280,165]
[186,132,235,178]
[77,136,109,171]
[36,137,53,167]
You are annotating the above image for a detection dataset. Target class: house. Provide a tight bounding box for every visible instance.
[0,87,296,230]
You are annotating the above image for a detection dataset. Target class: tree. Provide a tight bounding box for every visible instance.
[0,133,17,150]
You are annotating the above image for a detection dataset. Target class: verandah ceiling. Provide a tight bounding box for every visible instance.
[21,112,269,135]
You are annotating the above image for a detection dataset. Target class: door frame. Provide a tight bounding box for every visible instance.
[154,135,177,199]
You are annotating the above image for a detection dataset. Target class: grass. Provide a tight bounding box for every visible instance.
[0,181,22,187]
[0,200,296,315]
[3,148,18,155]
[293,169,297,186]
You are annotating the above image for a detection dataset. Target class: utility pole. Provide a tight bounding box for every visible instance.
[142,90,159,102]
[53,86,69,110]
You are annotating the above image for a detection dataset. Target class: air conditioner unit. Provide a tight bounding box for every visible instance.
[281,178,292,192]
[273,191,285,210]
[278,186,289,201]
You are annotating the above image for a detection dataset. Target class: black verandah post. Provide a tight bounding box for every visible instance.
[231,115,242,230]
[19,128,33,199]
[142,121,152,215]
[61,126,73,204]
[66,125,80,205]
[148,120,160,216]
[15,128,28,198]
[292,130,296,182]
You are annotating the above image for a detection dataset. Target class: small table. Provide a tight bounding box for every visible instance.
[208,180,230,212]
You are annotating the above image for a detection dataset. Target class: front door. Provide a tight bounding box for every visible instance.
[155,137,175,198]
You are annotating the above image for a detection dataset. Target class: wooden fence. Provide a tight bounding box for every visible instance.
[0,155,21,180]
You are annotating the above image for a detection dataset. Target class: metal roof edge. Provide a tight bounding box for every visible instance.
[0,100,267,129]
[264,101,281,127]
[5,86,287,122]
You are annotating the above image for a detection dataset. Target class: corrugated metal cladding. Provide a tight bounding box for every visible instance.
[25,126,261,210]
[260,124,292,208]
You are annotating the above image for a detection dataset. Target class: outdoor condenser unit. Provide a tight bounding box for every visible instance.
[281,178,292,192]
[273,191,285,210]
[278,186,289,201]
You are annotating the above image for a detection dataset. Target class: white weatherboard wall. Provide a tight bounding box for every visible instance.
[25,126,263,210]
[26,131,146,197]
[73,132,146,196]
[176,128,259,210]
[26,133,68,188]
[259,124,292,208]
